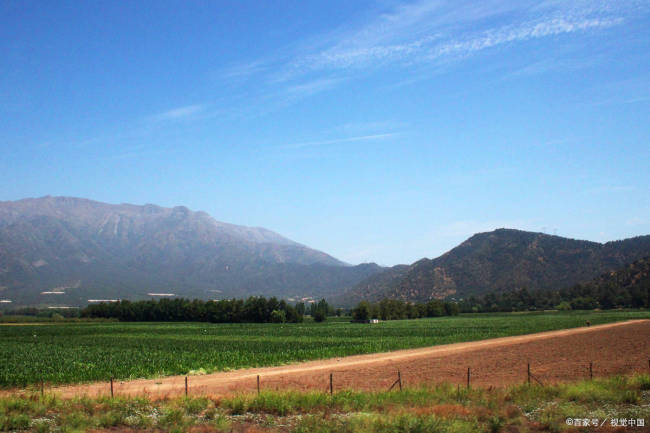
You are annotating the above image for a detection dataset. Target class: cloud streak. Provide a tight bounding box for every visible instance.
[423,16,621,61]
[151,104,206,122]
[284,78,343,98]
[281,133,399,149]
[219,60,269,81]
[288,3,626,75]
[151,2,647,127]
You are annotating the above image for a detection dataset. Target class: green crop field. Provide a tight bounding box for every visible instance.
[1,310,648,388]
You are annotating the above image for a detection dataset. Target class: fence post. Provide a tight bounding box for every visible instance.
[185,376,188,396]
[110,378,114,398]
[527,363,531,385]
[467,367,470,389]
[330,373,333,395]
[398,370,402,391]
[589,362,593,380]
[257,375,260,395]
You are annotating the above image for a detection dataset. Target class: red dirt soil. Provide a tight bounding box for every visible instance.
[27,319,650,399]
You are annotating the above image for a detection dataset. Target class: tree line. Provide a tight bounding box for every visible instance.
[458,282,649,313]
[0,307,81,319]
[350,299,460,321]
[81,297,305,323]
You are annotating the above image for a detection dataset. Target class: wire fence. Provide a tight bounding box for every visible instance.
[25,357,649,399]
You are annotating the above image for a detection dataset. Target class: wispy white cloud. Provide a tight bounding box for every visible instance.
[219,60,268,81]
[281,132,399,149]
[422,16,621,62]
[505,53,603,78]
[587,94,650,107]
[337,120,409,134]
[284,78,343,98]
[210,78,345,122]
[108,148,172,161]
[150,104,206,122]
[132,1,648,130]
[271,0,650,100]
[289,6,624,75]
[579,76,650,107]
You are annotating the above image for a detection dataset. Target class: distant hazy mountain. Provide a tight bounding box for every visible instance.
[342,228,650,304]
[0,196,382,306]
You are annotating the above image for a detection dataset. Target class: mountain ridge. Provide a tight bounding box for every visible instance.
[341,228,650,304]
[2,197,649,309]
[0,196,381,306]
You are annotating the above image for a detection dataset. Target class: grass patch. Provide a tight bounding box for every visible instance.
[0,373,648,432]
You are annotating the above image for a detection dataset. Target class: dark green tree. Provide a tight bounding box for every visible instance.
[351,301,370,321]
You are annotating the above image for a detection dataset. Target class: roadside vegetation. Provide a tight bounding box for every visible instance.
[1,374,648,432]
[1,310,649,388]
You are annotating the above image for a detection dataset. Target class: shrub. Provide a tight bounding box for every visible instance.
[180,397,209,415]
[313,309,326,322]
[270,309,286,323]
[0,414,30,431]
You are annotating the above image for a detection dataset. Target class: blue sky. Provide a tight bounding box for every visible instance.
[1,0,649,266]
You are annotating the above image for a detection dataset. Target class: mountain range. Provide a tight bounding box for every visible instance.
[0,196,381,306]
[1,197,649,308]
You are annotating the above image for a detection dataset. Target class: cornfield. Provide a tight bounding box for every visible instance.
[1,310,648,387]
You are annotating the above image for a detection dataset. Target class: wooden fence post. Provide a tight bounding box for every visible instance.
[589,362,593,380]
[110,378,114,398]
[330,373,333,395]
[398,370,402,391]
[185,376,188,396]
[467,367,470,389]
[527,363,531,385]
[387,370,403,392]
[257,375,260,395]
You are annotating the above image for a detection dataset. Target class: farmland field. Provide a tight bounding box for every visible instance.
[1,310,649,388]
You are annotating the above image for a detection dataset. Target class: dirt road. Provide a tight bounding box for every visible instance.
[45,319,649,399]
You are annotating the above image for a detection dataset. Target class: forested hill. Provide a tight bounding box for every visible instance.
[580,255,650,307]
[460,256,650,312]
[342,229,650,304]
[0,196,383,306]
